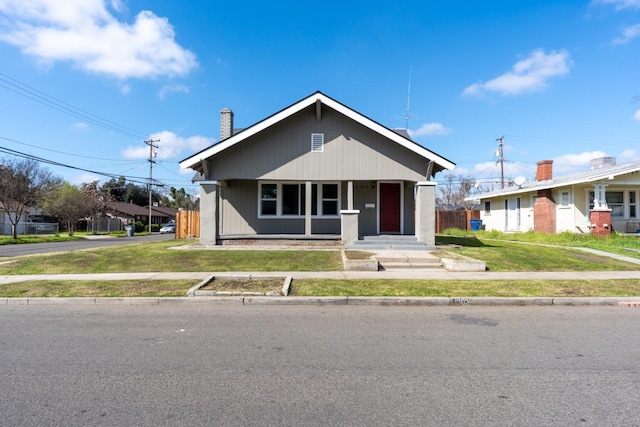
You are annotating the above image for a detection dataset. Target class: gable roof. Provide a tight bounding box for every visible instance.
[180,91,455,175]
[108,201,150,217]
[470,159,640,200]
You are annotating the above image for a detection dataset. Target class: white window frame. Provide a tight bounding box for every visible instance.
[258,181,340,218]
[587,189,625,218]
[559,190,571,208]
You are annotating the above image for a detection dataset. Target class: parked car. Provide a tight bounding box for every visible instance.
[159,223,175,234]
[27,216,57,234]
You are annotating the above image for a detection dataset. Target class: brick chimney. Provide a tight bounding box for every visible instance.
[220,108,234,140]
[536,160,553,181]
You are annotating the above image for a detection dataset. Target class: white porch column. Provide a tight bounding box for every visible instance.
[305,181,312,236]
[347,180,354,210]
[415,181,437,249]
[341,210,360,245]
[199,181,219,246]
[593,183,608,209]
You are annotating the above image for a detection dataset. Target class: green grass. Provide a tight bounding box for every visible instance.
[439,228,640,258]
[0,280,199,297]
[0,240,344,274]
[0,235,83,245]
[290,279,640,297]
[2,231,640,298]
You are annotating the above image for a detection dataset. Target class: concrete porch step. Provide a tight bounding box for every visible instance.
[373,250,443,270]
[379,261,444,270]
[347,235,429,251]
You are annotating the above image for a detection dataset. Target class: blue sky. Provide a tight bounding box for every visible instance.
[1,0,639,196]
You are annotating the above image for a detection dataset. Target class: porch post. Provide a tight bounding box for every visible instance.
[199,181,219,246]
[590,183,611,236]
[305,181,312,236]
[415,181,437,249]
[340,210,360,245]
[347,180,354,210]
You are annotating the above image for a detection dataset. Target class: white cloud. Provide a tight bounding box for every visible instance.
[71,121,89,131]
[0,0,198,79]
[157,84,189,101]
[70,172,101,185]
[122,130,213,160]
[409,122,451,137]
[633,109,640,120]
[619,149,640,161]
[552,151,607,174]
[593,0,640,10]
[120,83,132,94]
[462,49,572,96]
[613,23,640,44]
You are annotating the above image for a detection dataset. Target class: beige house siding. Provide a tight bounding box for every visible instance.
[479,180,640,234]
[206,105,429,182]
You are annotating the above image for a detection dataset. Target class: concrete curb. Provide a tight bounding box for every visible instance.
[3,296,640,306]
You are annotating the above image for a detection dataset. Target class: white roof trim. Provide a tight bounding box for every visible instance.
[180,92,455,171]
[468,159,640,201]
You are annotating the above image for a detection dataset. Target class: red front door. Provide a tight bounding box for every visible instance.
[379,183,401,233]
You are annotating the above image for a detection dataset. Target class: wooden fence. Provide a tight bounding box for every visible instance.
[176,210,200,239]
[436,209,480,233]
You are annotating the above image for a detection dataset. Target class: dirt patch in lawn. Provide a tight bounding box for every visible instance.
[199,276,285,293]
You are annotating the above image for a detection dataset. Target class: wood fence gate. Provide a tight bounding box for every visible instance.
[176,210,200,239]
[436,210,480,233]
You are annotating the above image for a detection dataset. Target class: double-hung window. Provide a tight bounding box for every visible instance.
[259,182,339,217]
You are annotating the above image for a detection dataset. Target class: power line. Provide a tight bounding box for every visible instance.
[0,145,150,185]
[0,72,147,140]
[0,135,141,162]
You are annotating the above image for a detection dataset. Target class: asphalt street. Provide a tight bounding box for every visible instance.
[1,304,639,426]
[0,233,175,257]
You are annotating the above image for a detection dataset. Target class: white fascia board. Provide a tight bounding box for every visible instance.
[180,92,456,172]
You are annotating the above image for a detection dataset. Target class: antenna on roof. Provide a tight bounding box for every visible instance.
[405,66,412,130]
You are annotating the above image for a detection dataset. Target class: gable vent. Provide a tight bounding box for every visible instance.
[311,133,324,152]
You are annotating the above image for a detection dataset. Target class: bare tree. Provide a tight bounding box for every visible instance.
[0,158,60,239]
[437,174,476,209]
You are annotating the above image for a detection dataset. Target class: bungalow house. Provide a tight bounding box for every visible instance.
[470,157,640,236]
[179,91,455,246]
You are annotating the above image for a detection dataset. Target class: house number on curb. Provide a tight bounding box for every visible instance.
[451,298,470,304]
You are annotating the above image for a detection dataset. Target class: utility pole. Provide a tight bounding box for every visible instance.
[496,136,504,189]
[145,138,159,232]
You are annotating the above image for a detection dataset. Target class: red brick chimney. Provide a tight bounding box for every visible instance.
[536,160,553,181]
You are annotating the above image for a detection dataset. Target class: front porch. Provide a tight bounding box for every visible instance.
[199,180,438,247]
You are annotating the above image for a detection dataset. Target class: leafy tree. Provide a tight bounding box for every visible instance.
[44,182,87,236]
[160,186,198,210]
[0,157,60,239]
[44,181,114,236]
[102,176,161,206]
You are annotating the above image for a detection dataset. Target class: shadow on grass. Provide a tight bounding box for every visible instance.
[436,235,494,248]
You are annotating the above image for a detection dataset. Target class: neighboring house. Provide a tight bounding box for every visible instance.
[0,203,33,235]
[179,91,455,246]
[470,158,640,236]
[149,206,178,224]
[108,201,169,225]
